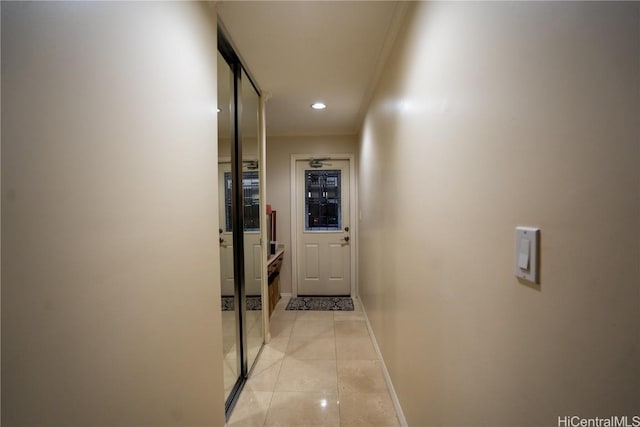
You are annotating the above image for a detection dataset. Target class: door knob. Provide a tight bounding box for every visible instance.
[343,236,350,242]
[344,226,350,232]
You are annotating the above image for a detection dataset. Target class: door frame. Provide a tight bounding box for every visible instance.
[290,153,357,298]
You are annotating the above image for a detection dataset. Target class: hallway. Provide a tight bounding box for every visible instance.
[2,2,638,426]
[227,298,401,426]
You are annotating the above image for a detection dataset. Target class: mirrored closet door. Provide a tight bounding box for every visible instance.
[217,26,264,418]
[241,68,263,373]
[217,50,238,403]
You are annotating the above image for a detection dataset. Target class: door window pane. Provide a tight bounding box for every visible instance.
[305,170,341,231]
[224,172,232,232]
[225,171,260,232]
[242,171,260,231]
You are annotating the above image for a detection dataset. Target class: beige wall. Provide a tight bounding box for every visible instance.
[358,2,639,426]
[266,135,358,295]
[1,2,225,426]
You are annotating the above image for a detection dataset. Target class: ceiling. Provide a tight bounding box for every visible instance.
[217,1,403,137]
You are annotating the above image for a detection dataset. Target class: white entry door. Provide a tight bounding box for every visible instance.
[218,162,262,297]
[296,159,351,296]
[241,167,262,297]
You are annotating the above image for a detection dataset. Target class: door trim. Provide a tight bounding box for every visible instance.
[290,153,357,298]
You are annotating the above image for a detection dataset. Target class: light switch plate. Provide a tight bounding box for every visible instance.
[515,227,540,284]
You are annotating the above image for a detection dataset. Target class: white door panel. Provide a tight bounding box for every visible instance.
[304,244,320,279]
[220,244,235,296]
[245,237,262,296]
[328,244,344,280]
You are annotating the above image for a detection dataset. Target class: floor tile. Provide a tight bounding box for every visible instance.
[341,424,399,427]
[227,390,272,427]
[275,358,338,393]
[277,296,291,305]
[336,336,377,360]
[286,335,336,360]
[223,335,237,354]
[264,392,339,427]
[337,360,387,393]
[245,310,263,326]
[333,310,365,321]
[223,360,237,399]
[245,357,283,392]
[270,319,294,338]
[294,310,335,320]
[247,319,264,337]
[270,309,297,321]
[229,301,401,427]
[260,336,290,360]
[223,353,238,371]
[291,318,334,337]
[339,392,400,426]
[334,319,369,338]
[272,298,290,312]
[247,341,262,367]
[351,299,364,312]
[222,317,238,336]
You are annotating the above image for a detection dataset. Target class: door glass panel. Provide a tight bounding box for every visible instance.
[241,69,263,370]
[243,171,260,231]
[224,171,260,232]
[305,170,342,231]
[224,172,232,232]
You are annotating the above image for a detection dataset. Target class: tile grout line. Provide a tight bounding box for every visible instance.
[261,334,287,427]
[332,310,342,427]
[262,299,291,427]
[359,297,409,427]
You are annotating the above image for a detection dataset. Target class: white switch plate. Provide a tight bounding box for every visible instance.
[515,227,540,284]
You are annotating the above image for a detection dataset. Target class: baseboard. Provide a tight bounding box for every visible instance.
[280,292,292,297]
[358,296,409,427]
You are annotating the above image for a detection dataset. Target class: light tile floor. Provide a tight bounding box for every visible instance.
[227,297,401,427]
[223,306,265,400]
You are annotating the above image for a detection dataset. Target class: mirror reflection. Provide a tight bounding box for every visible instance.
[241,69,264,369]
[218,50,264,409]
[217,51,238,401]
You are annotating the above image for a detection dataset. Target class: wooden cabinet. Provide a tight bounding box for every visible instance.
[268,275,280,317]
[267,249,284,317]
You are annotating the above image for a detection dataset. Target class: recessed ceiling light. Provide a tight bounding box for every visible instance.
[311,102,326,110]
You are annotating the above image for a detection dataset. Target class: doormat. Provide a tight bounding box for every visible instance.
[221,296,262,311]
[285,297,354,311]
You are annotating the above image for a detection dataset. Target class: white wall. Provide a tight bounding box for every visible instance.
[266,135,358,295]
[1,2,225,425]
[358,2,639,426]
